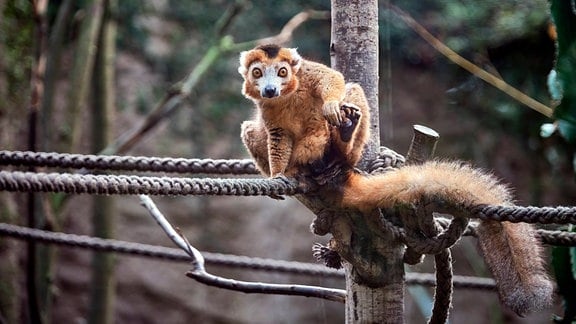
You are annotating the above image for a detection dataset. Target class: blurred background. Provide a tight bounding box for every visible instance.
[0,0,574,323]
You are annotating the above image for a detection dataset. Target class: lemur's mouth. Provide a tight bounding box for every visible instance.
[262,85,279,98]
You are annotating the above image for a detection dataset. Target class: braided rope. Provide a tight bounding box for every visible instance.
[0,150,258,174]
[473,205,576,224]
[1,151,575,225]
[429,249,452,324]
[404,217,469,255]
[0,223,340,277]
[0,170,300,196]
[0,222,495,289]
[537,229,576,245]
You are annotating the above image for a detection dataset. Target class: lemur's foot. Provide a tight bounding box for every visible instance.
[367,146,406,175]
[312,242,342,269]
[339,103,361,142]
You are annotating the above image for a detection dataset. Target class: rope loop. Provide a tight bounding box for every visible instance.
[404,216,469,255]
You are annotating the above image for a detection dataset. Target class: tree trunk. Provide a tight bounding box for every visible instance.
[331,0,380,167]
[62,0,105,153]
[88,1,117,323]
[331,1,405,323]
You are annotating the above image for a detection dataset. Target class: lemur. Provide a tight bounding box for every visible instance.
[238,44,553,315]
[239,44,370,179]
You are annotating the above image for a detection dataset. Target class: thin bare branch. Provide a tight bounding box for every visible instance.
[137,194,346,303]
[138,195,204,269]
[255,10,330,46]
[387,3,554,118]
[187,270,346,303]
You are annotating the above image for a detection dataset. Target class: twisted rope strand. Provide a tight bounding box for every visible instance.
[0,223,340,277]
[429,250,453,324]
[473,205,576,225]
[537,229,576,246]
[431,218,576,246]
[1,151,575,225]
[0,222,495,289]
[0,150,258,174]
[0,170,300,196]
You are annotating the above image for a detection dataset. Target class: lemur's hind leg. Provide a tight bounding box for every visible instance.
[241,120,270,176]
[332,83,371,167]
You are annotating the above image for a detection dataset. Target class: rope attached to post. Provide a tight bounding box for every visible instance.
[473,204,576,224]
[0,222,499,289]
[0,150,259,174]
[0,170,301,196]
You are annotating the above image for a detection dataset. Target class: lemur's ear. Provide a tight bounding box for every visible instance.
[238,51,249,76]
[288,48,302,72]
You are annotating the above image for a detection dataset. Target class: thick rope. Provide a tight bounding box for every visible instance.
[0,171,576,224]
[434,217,576,246]
[0,150,258,174]
[429,249,452,324]
[0,222,495,289]
[398,206,459,324]
[473,204,576,224]
[1,151,575,225]
[536,229,576,246]
[0,223,339,277]
[0,170,300,196]
[404,217,469,255]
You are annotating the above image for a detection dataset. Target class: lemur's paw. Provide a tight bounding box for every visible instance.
[312,242,342,269]
[368,146,406,174]
[323,101,343,126]
[338,103,361,142]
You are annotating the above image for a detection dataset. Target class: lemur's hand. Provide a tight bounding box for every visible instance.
[339,103,361,142]
[323,100,342,126]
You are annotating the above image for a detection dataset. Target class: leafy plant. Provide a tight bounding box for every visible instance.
[547,2,576,322]
[547,0,576,143]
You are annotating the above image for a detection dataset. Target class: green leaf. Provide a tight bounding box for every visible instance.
[557,120,576,144]
[547,69,563,101]
[549,0,576,144]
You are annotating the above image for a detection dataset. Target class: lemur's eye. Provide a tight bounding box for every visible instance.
[278,67,288,77]
[252,68,262,78]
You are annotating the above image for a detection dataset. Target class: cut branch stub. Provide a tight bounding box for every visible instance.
[405,124,439,166]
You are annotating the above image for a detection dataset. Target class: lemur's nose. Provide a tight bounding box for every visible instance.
[262,85,278,98]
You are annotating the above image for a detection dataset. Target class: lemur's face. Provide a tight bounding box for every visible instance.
[239,45,301,100]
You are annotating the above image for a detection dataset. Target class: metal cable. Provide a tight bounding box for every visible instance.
[0,170,300,196]
[0,150,258,174]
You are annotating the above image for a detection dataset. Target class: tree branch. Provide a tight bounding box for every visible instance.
[387,3,554,118]
[138,195,346,303]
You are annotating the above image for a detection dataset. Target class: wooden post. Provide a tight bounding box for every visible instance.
[330,1,405,323]
[331,0,380,168]
[89,1,117,323]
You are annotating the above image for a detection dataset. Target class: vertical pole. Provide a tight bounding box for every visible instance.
[330,1,405,323]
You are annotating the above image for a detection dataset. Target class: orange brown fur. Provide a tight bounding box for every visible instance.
[239,44,369,177]
[340,162,553,315]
